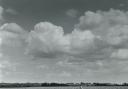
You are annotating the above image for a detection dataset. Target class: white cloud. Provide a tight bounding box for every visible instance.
[25,10,126,61]
[0,23,25,34]
[74,9,128,60]
[111,49,128,59]
[26,22,70,58]
[0,7,25,48]
[1,7,128,79]
[1,9,128,63]
[0,23,27,47]
[76,9,128,30]
[25,21,101,59]
[24,9,128,74]
[0,22,27,82]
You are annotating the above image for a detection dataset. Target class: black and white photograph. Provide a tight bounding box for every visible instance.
[0,0,128,89]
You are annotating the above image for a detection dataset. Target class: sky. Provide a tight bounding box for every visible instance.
[1,0,128,83]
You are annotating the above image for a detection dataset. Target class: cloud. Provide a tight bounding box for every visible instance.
[0,22,27,81]
[26,22,70,58]
[74,9,128,59]
[24,22,107,62]
[0,23,27,47]
[111,49,128,59]
[1,9,128,63]
[0,23,25,34]
[26,22,102,60]
[0,60,13,82]
[1,7,128,78]
[66,9,78,18]
[0,7,27,58]
[25,10,128,61]
[23,9,128,76]
[76,9,128,30]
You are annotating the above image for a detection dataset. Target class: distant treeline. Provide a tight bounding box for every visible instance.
[0,82,128,88]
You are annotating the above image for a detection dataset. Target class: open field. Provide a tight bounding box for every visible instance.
[1,86,128,89]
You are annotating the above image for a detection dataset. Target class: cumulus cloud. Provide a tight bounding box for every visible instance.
[1,2,128,82]
[0,23,27,47]
[1,9,128,63]
[26,22,70,58]
[24,9,128,70]
[1,7,128,76]
[76,9,128,30]
[74,9,128,60]
[26,22,102,59]
[0,22,27,81]
[0,7,27,52]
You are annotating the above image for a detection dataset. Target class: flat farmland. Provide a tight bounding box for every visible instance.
[0,86,128,89]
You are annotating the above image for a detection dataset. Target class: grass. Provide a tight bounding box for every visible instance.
[1,86,128,89]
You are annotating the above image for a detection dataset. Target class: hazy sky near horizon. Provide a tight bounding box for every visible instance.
[1,0,128,83]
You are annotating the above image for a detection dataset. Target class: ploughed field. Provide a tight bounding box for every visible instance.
[0,86,128,89]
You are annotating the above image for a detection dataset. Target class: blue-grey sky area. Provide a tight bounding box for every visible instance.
[1,0,128,83]
[1,0,128,32]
